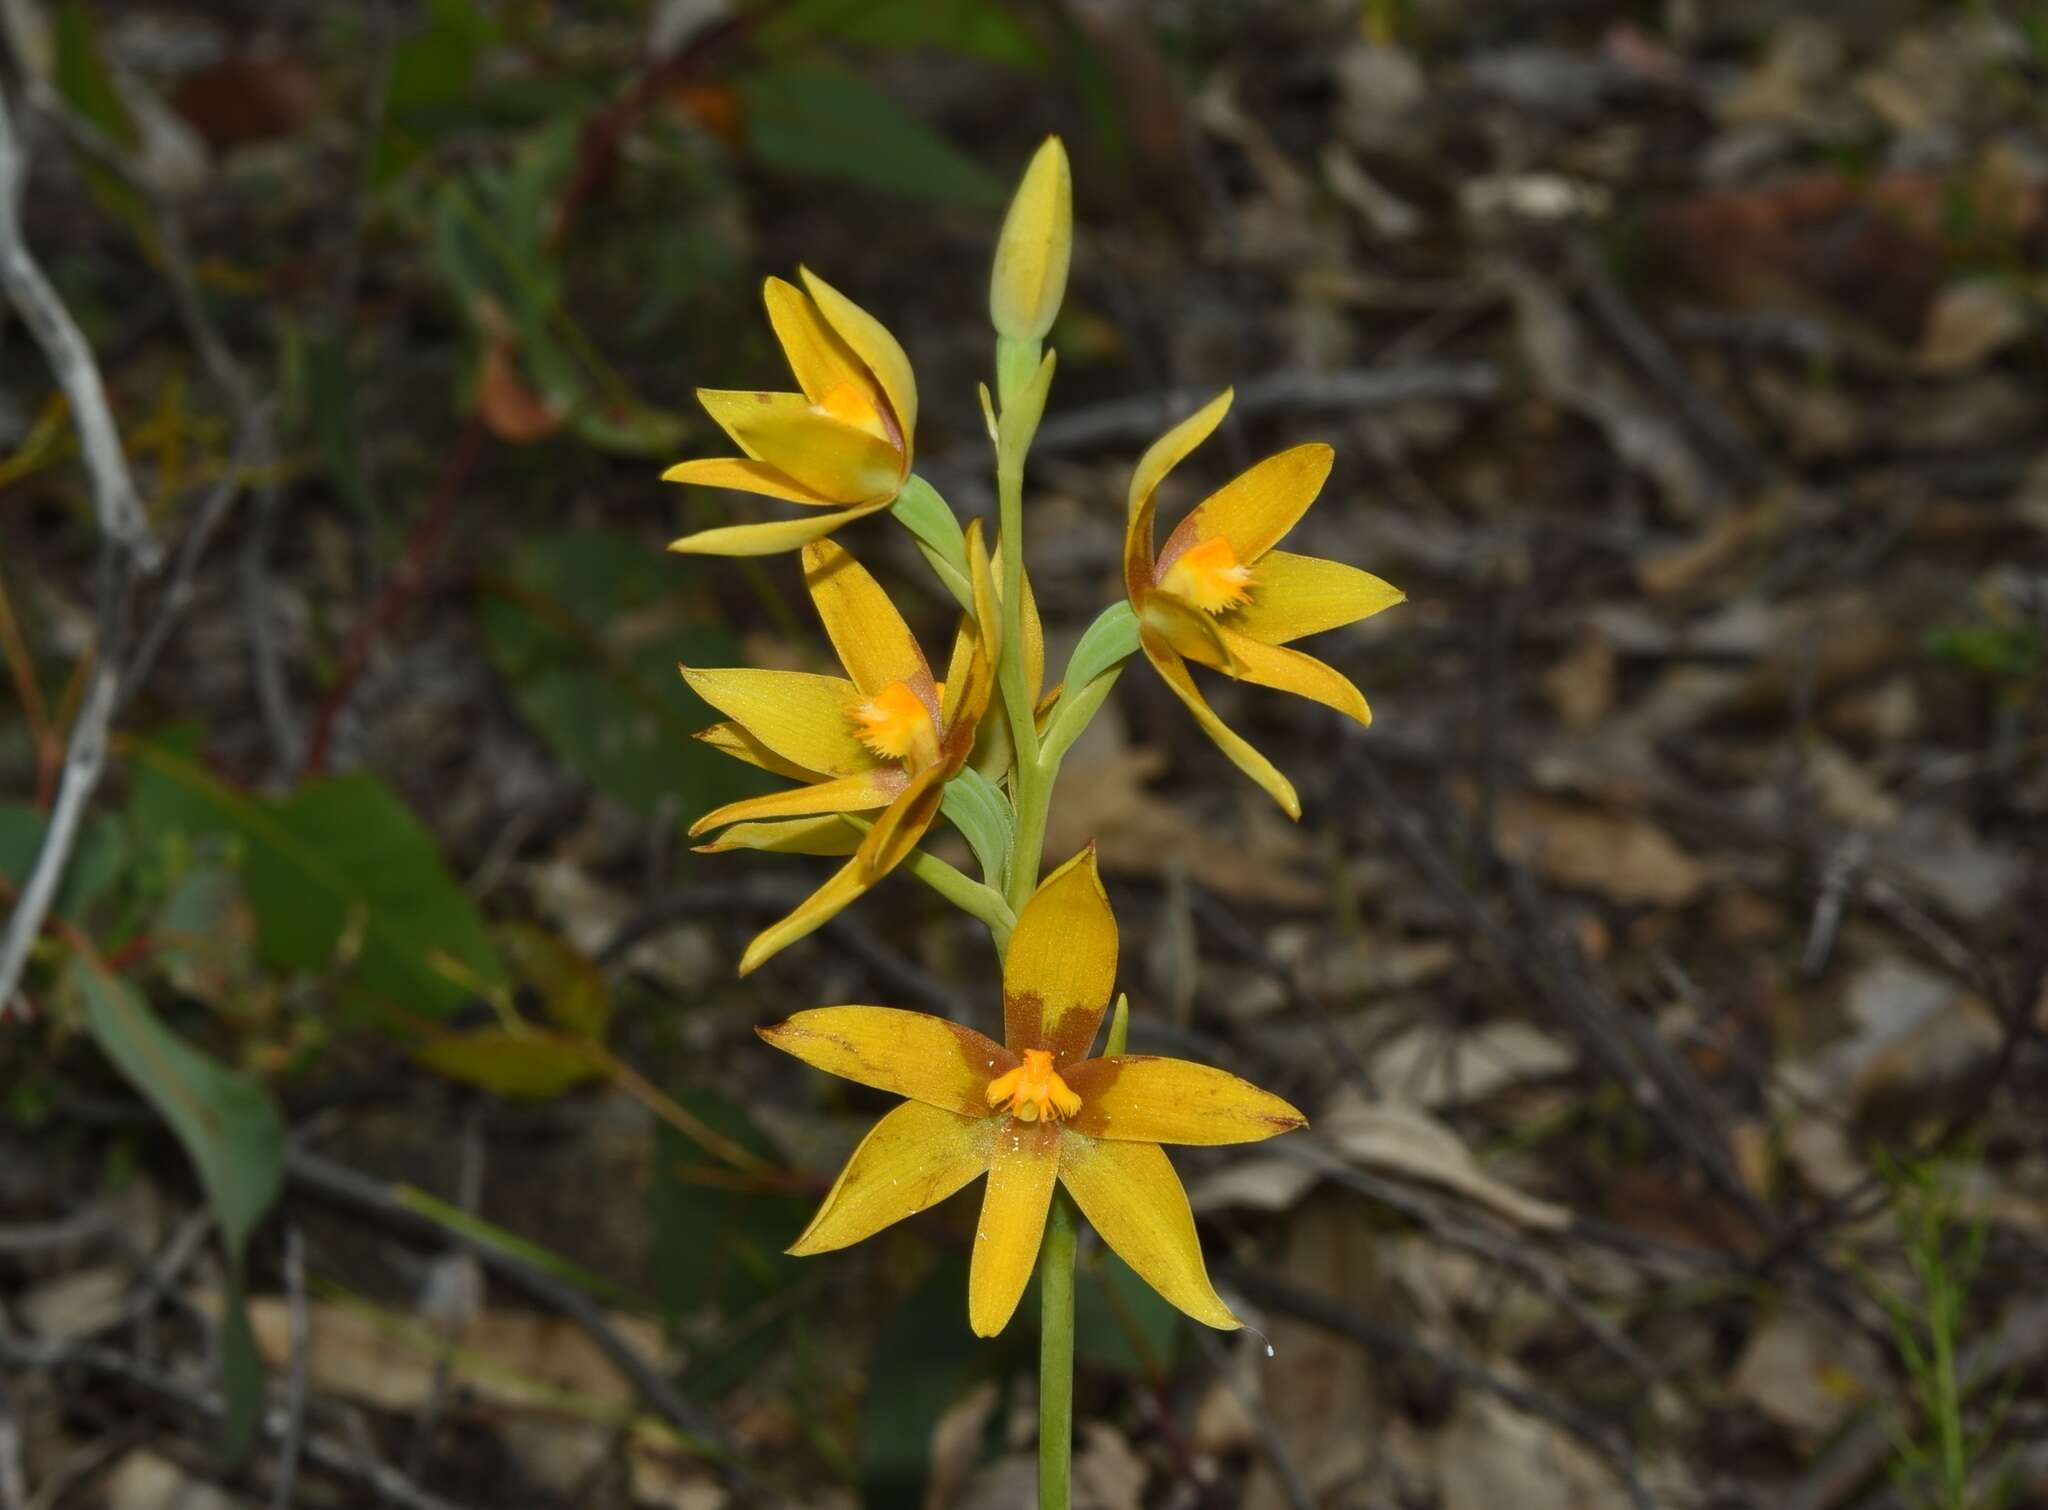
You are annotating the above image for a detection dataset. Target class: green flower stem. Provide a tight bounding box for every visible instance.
[1037,1191,1078,1510]
[902,848,1015,947]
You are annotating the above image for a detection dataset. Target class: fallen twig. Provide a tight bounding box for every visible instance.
[0,85,152,1018]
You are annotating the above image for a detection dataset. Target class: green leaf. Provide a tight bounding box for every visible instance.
[128,744,504,1019]
[756,0,1044,68]
[377,0,499,180]
[151,862,257,1007]
[0,805,128,923]
[413,1028,603,1099]
[736,65,1003,206]
[307,335,374,528]
[67,955,284,1257]
[891,475,972,606]
[477,531,758,817]
[1059,600,1139,699]
[53,1,150,239]
[68,952,283,1459]
[498,921,610,1038]
[1073,1246,1182,1377]
[862,1253,991,1505]
[941,767,1013,890]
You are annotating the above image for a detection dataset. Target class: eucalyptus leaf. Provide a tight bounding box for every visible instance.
[128,742,504,1019]
[67,955,283,1457]
[736,66,1002,206]
[477,531,756,817]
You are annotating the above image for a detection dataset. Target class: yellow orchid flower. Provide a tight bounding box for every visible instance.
[758,846,1305,1337]
[664,268,918,557]
[683,538,991,974]
[1122,389,1405,819]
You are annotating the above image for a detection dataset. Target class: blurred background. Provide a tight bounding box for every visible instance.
[3,1,2047,1506]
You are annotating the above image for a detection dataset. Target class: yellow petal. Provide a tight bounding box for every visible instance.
[1058,1132,1237,1329]
[939,631,995,751]
[941,617,981,732]
[1003,845,1117,1065]
[688,768,902,838]
[1063,1056,1307,1145]
[693,815,862,856]
[737,856,872,977]
[858,763,944,875]
[723,406,903,503]
[1222,550,1405,645]
[1123,482,1159,606]
[990,136,1073,342]
[679,667,877,778]
[991,541,1045,703]
[694,389,811,460]
[659,456,837,505]
[1178,443,1333,564]
[1142,589,1240,675]
[694,720,822,783]
[758,1005,1013,1118]
[763,276,887,419]
[1139,631,1300,820]
[799,267,918,446]
[788,1101,996,1255]
[1209,625,1371,726]
[968,1117,1061,1336]
[802,538,935,700]
[667,501,889,557]
[1128,388,1232,514]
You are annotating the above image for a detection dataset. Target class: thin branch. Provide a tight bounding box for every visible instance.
[0,89,155,565]
[270,1227,310,1510]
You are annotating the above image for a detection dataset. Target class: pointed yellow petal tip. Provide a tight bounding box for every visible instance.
[990,135,1073,342]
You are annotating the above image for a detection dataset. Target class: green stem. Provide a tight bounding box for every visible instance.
[1037,1192,1077,1510]
[1006,756,1051,918]
[902,848,1016,946]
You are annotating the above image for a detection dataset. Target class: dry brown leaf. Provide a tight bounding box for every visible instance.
[477,332,565,444]
[1244,1196,1386,1509]
[926,1382,1000,1510]
[1046,709,1323,906]
[1729,1305,1883,1438]
[1542,628,1616,730]
[1436,1395,1632,1510]
[1805,739,1901,829]
[1635,493,1787,600]
[1321,1090,1572,1230]
[1189,1154,1321,1215]
[1917,280,2031,375]
[1493,793,1711,907]
[232,1294,676,1416]
[104,1452,240,1510]
[1368,1020,1576,1108]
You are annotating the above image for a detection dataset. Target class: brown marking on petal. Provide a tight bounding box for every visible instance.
[754,392,775,404]
[1155,510,1206,577]
[950,1021,1019,1102]
[1046,1001,1110,1069]
[1003,988,1045,1057]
